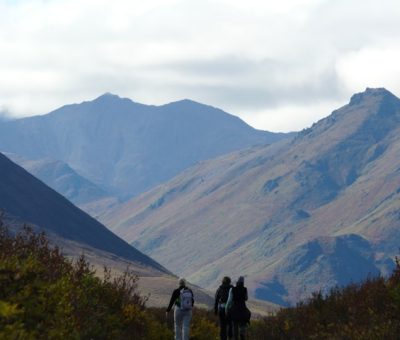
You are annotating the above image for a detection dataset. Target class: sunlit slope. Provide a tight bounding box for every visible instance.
[103,88,400,305]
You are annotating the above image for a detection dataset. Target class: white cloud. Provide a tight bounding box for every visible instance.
[336,45,400,92]
[0,0,399,131]
[240,99,345,133]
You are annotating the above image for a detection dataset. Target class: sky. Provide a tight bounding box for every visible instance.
[0,0,399,132]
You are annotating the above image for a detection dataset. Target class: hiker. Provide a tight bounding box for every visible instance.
[215,276,234,340]
[225,276,251,340]
[166,278,194,340]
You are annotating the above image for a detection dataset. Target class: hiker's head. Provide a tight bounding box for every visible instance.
[237,276,245,286]
[222,276,231,285]
[179,278,186,287]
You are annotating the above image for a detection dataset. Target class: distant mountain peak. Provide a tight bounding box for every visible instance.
[164,98,205,107]
[349,87,396,106]
[177,98,200,104]
[98,92,120,99]
[295,87,400,143]
[93,92,124,102]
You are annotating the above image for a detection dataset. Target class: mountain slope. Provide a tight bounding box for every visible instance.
[3,153,119,217]
[0,152,167,273]
[102,88,400,305]
[0,94,292,200]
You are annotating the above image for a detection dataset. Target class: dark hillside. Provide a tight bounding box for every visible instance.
[0,152,166,272]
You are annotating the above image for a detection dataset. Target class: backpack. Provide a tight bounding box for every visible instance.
[218,285,231,304]
[180,288,193,310]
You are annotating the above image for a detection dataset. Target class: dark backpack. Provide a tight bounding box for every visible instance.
[218,285,231,304]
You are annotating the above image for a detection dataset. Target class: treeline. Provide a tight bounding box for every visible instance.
[1,221,399,339]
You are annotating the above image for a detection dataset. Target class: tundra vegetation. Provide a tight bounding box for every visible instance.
[1,221,399,339]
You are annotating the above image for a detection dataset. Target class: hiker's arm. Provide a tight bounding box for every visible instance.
[245,288,248,301]
[166,289,179,312]
[225,288,233,314]
[191,289,194,306]
[214,288,220,314]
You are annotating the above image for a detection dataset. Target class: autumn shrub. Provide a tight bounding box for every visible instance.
[0,222,171,339]
[247,259,400,339]
[3,219,399,339]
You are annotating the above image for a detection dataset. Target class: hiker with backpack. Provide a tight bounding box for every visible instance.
[215,276,234,340]
[225,276,251,340]
[166,278,194,340]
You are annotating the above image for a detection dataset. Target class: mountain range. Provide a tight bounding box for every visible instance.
[101,88,400,305]
[0,94,291,212]
[2,88,398,307]
[0,95,288,310]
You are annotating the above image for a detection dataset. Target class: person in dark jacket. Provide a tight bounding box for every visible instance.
[214,276,234,340]
[166,278,194,340]
[225,276,251,340]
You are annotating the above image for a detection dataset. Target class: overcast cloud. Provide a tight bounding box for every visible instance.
[0,0,399,131]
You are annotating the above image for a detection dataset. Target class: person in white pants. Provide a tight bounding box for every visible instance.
[166,278,194,340]
[174,306,192,340]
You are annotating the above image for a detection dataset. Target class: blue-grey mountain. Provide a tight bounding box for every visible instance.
[0,94,291,204]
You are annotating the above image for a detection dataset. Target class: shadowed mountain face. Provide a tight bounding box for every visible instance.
[3,153,119,217]
[0,152,168,274]
[3,153,112,205]
[102,88,400,305]
[0,94,291,201]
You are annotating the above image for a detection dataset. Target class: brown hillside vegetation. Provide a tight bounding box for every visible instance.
[0,211,214,310]
[0,222,169,339]
[0,222,221,339]
[248,259,400,339]
[1,222,400,339]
